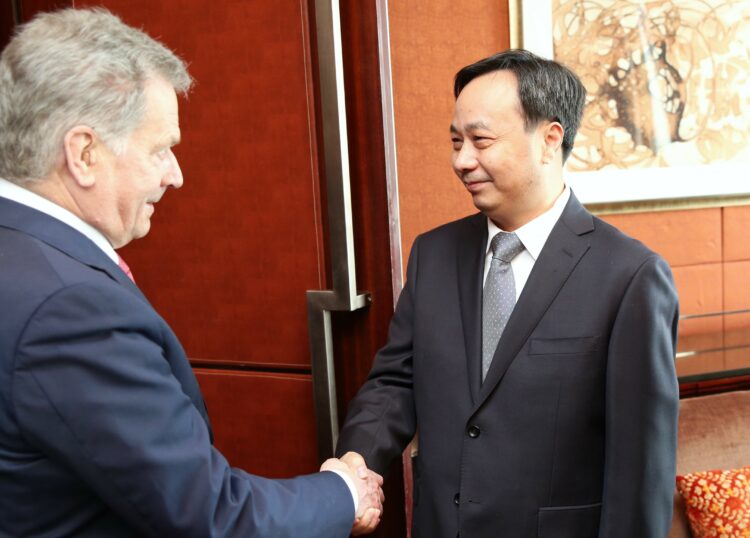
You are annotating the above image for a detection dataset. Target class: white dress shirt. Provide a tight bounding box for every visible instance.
[483,186,571,299]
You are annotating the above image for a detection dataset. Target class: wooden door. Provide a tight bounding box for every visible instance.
[2,0,405,534]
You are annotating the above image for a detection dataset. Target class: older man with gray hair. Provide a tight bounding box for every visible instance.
[0,8,382,537]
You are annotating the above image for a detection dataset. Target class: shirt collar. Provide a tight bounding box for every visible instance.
[0,177,119,263]
[486,185,570,261]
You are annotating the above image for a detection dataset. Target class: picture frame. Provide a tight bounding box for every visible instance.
[510,0,750,214]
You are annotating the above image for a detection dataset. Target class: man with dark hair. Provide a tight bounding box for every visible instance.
[0,8,382,537]
[337,49,679,537]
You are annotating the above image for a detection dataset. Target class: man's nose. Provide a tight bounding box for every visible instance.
[164,149,184,189]
[452,143,478,172]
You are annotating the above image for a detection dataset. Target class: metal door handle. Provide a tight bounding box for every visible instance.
[307,0,370,461]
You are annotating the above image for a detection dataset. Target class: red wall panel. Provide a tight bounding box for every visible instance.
[20,0,72,20]
[194,370,319,476]
[0,3,13,51]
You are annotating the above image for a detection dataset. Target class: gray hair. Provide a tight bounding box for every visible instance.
[0,8,193,183]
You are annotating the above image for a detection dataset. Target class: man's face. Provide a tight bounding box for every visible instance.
[93,77,183,248]
[450,70,552,231]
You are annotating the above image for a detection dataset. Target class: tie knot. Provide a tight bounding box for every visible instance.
[490,232,524,262]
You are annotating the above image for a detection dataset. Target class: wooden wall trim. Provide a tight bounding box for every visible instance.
[680,370,750,398]
[375,0,403,305]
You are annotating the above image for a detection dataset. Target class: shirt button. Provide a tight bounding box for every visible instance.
[467,425,481,438]
[454,493,460,505]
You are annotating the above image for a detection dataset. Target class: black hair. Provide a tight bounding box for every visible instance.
[454,49,586,162]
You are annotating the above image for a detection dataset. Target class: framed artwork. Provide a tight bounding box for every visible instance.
[512,0,750,212]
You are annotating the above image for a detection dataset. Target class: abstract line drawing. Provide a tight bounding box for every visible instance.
[552,0,750,174]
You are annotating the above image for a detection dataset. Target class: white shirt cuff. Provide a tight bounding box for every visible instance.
[325,469,358,514]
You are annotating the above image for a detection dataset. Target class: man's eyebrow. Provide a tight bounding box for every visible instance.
[449,121,491,135]
[465,121,491,131]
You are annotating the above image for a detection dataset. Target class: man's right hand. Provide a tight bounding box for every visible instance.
[320,452,384,535]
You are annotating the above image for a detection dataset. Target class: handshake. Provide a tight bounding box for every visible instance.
[321,452,385,535]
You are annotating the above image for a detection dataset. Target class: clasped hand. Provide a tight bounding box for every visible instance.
[321,452,384,535]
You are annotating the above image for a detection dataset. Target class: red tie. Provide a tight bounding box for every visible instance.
[117,255,136,283]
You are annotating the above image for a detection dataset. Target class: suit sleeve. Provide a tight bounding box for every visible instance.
[12,281,354,538]
[598,254,679,537]
[336,236,420,474]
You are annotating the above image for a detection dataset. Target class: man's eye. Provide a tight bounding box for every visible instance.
[155,148,169,159]
[473,136,493,147]
[451,138,463,149]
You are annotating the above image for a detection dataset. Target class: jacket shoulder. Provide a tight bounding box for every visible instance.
[589,215,665,263]
[416,213,484,245]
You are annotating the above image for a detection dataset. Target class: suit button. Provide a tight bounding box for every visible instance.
[454,493,460,505]
[467,425,480,438]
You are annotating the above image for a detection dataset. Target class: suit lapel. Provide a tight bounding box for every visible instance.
[456,213,488,403]
[475,193,594,409]
[0,197,147,301]
[1,197,212,433]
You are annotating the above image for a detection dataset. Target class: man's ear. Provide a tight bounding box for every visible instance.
[63,126,99,187]
[540,121,564,164]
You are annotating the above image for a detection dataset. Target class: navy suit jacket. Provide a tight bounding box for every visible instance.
[0,196,353,537]
[337,193,680,538]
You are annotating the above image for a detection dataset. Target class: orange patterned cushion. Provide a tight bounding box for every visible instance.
[676,466,750,537]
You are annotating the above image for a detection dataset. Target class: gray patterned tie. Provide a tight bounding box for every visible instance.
[482,232,524,381]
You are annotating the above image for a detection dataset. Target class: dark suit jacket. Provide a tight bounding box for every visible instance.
[337,193,679,538]
[0,196,353,538]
